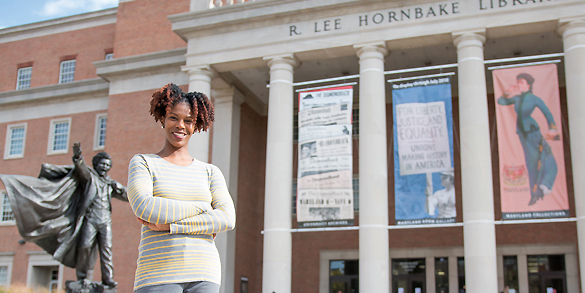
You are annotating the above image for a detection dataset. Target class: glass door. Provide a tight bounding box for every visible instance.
[541,275,566,293]
[393,275,425,293]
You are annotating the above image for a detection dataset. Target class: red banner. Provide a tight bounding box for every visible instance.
[493,64,569,219]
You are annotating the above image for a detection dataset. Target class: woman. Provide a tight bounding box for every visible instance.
[498,73,558,206]
[127,83,235,293]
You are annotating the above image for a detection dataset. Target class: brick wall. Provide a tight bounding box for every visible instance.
[0,24,115,92]
[113,0,190,58]
[234,103,267,293]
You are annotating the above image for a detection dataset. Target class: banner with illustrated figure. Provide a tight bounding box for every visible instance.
[493,64,569,219]
[392,77,456,225]
[296,86,354,228]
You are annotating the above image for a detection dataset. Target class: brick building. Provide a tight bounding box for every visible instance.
[0,0,584,293]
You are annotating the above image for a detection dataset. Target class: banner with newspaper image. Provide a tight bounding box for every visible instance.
[493,64,569,220]
[297,86,354,228]
[392,77,456,225]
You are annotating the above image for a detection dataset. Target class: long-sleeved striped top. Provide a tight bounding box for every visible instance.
[127,154,236,291]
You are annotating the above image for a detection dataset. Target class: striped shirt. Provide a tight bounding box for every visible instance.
[127,154,236,291]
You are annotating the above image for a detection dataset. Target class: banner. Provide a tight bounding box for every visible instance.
[493,64,569,219]
[392,77,456,225]
[297,86,354,228]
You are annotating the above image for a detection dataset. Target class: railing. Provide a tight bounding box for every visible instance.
[210,0,256,8]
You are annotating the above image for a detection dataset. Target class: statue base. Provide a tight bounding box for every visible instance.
[65,280,117,293]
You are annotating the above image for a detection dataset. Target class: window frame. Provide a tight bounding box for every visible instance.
[16,66,32,90]
[0,254,14,288]
[93,114,107,150]
[4,123,27,159]
[0,191,15,226]
[58,60,76,84]
[47,118,71,155]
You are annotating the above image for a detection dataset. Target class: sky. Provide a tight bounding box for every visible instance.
[0,0,118,30]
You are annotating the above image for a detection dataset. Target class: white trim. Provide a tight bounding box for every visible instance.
[26,252,63,292]
[0,191,15,226]
[295,82,357,93]
[0,254,14,287]
[487,60,561,71]
[4,123,27,159]
[387,72,455,83]
[47,117,71,155]
[59,60,76,84]
[93,113,107,151]
[16,67,32,90]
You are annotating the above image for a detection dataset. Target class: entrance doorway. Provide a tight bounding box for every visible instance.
[527,255,567,293]
[392,258,426,293]
[330,260,358,293]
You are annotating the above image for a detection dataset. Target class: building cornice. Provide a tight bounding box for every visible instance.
[94,48,187,81]
[170,0,359,40]
[0,8,117,44]
[0,78,109,107]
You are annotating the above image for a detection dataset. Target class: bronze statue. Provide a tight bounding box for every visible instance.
[0,142,127,289]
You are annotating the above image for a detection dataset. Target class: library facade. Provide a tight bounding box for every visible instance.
[0,0,584,293]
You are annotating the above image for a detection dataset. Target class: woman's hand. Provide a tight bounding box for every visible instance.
[136,217,170,231]
[504,85,520,97]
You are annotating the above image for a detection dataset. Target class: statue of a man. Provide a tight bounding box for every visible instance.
[0,142,127,288]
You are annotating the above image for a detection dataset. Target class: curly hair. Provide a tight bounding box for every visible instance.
[185,91,215,133]
[149,83,215,132]
[92,152,111,169]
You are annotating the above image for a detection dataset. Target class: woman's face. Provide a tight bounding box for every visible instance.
[163,101,195,150]
[517,78,530,93]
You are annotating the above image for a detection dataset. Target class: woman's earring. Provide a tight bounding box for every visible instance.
[161,124,164,129]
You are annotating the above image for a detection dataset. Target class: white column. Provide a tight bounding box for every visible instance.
[261,54,298,293]
[212,86,244,293]
[452,30,498,293]
[184,65,214,162]
[558,18,585,293]
[354,42,390,293]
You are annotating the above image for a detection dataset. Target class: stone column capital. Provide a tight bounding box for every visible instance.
[182,65,216,79]
[353,41,388,59]
[263,54,300,69]
[211,86,245,106]
[452,29,486,49]
[558,18,585,40]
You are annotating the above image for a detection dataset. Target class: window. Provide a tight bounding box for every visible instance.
[435,257,449,293]
[330,260,359,293]
[48,118,71,155]
[105,53,114,60]
[392,258,426,293]
[59,60,75,83]
[528,255,566,293]
[16,67,32,90]
[94,114,107,150]
[0,254,13,288]
[1,191,14,223]
[0,266,7,286]
[504,256,519,293]
[4,123,26,159]
[458,257,465,291]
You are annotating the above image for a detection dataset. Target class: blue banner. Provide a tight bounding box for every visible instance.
[392,77,456,225]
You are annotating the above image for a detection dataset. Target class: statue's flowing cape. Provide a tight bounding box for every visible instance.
[0,163,98,268]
